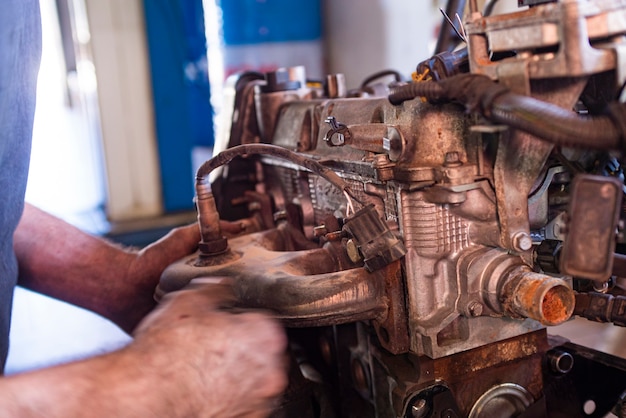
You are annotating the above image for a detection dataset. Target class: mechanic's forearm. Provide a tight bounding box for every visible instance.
[0,345,199,417]
[14,204,137,323]
[13,204,200,332]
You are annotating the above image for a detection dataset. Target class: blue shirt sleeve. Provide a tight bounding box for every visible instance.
[0,0,42,371]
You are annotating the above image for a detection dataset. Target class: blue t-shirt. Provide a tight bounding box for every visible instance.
[0,0,42,371]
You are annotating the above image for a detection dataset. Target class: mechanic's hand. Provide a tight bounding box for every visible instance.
[115,223,201,332]
[133,284,288,418]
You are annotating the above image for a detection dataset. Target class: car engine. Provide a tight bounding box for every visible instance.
[158,0,626,416]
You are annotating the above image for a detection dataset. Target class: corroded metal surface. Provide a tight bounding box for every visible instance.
[159,1,626,415]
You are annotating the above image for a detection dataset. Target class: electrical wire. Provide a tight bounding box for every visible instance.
[196,143,365,208]
[360,70,403,89]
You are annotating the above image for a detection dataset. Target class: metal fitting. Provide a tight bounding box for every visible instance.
[503,269,575,325]
[469,302,484,317]
[548,349,574,374]
[410,398,429,418]
[512,231,533,252]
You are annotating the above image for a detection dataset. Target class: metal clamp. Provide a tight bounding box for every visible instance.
[323,116,351,146]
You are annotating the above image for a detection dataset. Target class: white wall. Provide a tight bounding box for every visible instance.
[84,0,163,221]
[323,0,441,89]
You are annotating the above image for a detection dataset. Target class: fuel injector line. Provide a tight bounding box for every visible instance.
[389,73,624,152]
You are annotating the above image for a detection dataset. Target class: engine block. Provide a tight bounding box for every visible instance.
[159,1,626,416]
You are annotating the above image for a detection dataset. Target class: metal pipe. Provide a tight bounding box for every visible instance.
[158,231,388,327]
[502,269,575,326]
[195,179,228,256]
[196,143,363,205]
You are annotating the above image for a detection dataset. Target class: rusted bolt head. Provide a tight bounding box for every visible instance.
[345,239,362,263]
[469,302,484,317]
[373,154,392,167]
[548,350,574,374]
[513,232,533,252]
[273,210,288,222]
[443,151,462,167]
[313,224,328,237]
[411,398,428,418]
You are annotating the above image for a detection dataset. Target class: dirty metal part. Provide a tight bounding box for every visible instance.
[163,7,626,414]
[501,268,575,326]
[195,180,228,256]
[468,383,535,418]
[465,1,626,80]
[255,66,316,143]
[380,330,549,417]
[342,204,406,272]
[535,239,562,274]
[372,261,411,355]
[404,386,462,418]
[326,73,347,98]
[547,349,574,374]
[574,291,626,326]
[528,165,567,230]
[491,78,587,255]
[324,116,350,146]
[416,48,469,81]
[560,174,623,282]
[158,225,387,327]
[543,339,626,417]
[324,118,406,163]
[372,154,396,182]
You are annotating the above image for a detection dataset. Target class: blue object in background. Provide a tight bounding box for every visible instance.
[143,0,214,212]
[220,0,322,46]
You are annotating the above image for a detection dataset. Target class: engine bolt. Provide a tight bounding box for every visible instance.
[345,239,362,263]
[313,225,328,237]
[443,151,462,167]
[512,232,533,252]
[411,398,428,418]
[273,210,288,222]
[469,302,484,317]
[548,350,574,374]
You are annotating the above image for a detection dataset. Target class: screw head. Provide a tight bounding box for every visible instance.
[513,232,533,252]
[411,398,428,418]
[345,239,362,263]
[443,151,462,167]
[469,302,484,317]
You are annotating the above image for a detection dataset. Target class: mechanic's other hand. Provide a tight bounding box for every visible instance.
[133,284,288,418]
[115,223,200,332]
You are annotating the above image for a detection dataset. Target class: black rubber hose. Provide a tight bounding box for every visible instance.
[388,82,446,105]
[388,74,624,151]
[490,94,620,150]
[360,69,403,89]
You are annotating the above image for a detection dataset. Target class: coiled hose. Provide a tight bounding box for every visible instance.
[389,73,626,152]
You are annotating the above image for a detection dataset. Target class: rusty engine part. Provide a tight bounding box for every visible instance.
[159,1,626,416]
